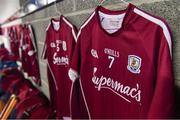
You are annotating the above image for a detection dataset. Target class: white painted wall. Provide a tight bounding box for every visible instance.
[0,0,20,23]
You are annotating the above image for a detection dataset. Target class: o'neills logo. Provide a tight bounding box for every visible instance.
[53,52,69,65]
[92,67,141,103]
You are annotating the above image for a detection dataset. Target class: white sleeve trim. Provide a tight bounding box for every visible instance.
[62,117,72,120]
[134,8,172,58]
[46,22,51,31]
[68,68,79,82]
[41,42,47,59]
[28,50,35,56]
[22,44,28,50]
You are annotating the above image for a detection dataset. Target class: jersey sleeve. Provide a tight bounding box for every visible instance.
[68,26,77,66]
[68,32,81,82]
[41,31,48,59]
[68,32,82,118]
[148,23,174,118]
[68,32,89,119]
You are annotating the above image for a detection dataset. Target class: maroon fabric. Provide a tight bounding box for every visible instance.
[15,89,50,119]
[0,48,16,61]
[0,68,24,93]
[5,78,51,119]
[0,48,9,58]
[70,4,174,119]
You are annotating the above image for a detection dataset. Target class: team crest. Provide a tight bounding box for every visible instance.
[127,55,141,74]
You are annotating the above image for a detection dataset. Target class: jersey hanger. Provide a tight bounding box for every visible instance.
[54,0,61,16]
[98,0,129,6]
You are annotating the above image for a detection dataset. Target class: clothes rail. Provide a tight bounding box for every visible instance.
[24,2,127,24]
[24,8,95,24]
[24,0,130,24]
[1,19,22,28]
[22,0,64,19]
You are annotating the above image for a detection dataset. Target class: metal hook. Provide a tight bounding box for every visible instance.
[120,0,129,5]
[99,0,106,6]
[98,0,129,6]
[54,0,61,15]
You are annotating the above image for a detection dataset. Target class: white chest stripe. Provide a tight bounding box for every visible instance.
[134,8,172,58]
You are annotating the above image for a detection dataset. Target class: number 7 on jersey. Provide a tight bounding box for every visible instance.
[108,56,115,68]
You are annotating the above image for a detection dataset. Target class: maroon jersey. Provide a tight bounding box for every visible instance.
[69,4,174,119]
[20,25,41,85]
[42,15,76,118]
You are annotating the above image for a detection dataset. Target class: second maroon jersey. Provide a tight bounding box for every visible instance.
[42,16,76,118]
[69,4,174,119]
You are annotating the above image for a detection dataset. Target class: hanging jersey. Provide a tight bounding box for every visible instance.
[20,25,41,85]
[69,3,174,119]
[42,15,76,118]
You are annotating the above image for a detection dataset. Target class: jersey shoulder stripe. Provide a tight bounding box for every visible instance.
[45,22,51,31]
[133,8,172,57]
[80,11,96,30]
[41,44,46,59]
[62,17,73,28]
[77,11,96,39]
[62,17,77,42]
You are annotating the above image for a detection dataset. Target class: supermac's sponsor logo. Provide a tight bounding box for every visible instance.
[51,39,69,65]
[92,67,141,103]
[53,52,69,65]
[127,55,142,74]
